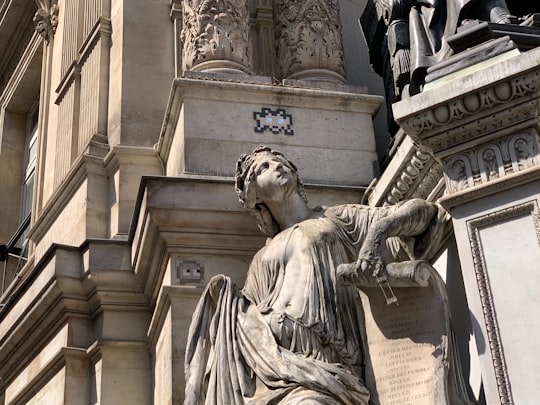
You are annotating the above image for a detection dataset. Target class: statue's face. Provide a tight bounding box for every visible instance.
[252,153,296,204]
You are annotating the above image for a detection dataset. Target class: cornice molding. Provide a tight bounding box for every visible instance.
[398,69,540,150]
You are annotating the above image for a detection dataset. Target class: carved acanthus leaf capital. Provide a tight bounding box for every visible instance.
[274,0,346,82]
[181,0,252,73]
[33,0,59,43]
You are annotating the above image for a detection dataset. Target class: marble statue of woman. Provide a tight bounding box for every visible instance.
[184,146,444,404]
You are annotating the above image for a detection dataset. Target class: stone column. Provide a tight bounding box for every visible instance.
[274,0,346,83]
[180,0,252,74]
[393,46,540,405]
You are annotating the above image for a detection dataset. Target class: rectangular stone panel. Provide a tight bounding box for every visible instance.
[468,200,540,404]
[359,269,468,405]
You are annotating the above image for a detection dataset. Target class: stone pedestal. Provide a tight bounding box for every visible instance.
[393,45,540,405]
[156,72,382,187]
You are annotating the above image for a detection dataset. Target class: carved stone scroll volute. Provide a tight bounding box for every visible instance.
[181,0,252,74]
[274,0,346,83]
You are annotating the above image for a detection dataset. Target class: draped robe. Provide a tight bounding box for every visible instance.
[184,203,436,404]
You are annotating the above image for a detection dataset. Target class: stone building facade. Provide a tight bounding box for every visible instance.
[0,0,538,404]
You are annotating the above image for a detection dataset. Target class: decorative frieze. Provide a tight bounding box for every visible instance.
[274,0,346,83]
[180,0,251,73]
[367,134,444,208]
[385,147,438,205]
[393,51,540,206]
[444,130,540,193]
[398,70,540,156]
[429,100,538,155]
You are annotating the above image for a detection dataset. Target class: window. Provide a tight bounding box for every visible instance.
[18,104,39,255]
[0,102,39,299]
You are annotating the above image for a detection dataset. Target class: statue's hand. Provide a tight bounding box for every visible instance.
[356,256,384,278]
[337,254,384,286]
[357,234,384,277]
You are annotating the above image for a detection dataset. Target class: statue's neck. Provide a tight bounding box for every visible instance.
[265,196,312,232]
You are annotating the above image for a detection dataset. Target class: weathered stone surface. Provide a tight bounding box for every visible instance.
[157,77,382,187]
[394,42,540,405]
[360,266,471,405]
[274,0,346,83]
[184,147,457,403]
[180,0,251,73]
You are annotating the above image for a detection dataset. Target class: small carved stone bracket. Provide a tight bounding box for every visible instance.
[467,201,540,405]
[172,257,204,285]
[384,147,441,206]
[443,130,540,193]
[33,1,59,43]
[254,108,294,135]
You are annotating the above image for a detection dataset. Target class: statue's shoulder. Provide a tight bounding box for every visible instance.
[322,203,371,217]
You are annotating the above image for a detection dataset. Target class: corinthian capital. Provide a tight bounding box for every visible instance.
[274,0,346,83]
[181,0,252,74]
[33,0,59,43]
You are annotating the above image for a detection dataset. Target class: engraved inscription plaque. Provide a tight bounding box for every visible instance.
[360,268,470,405]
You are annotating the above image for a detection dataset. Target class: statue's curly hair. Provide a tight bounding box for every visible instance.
[235,146,308,236]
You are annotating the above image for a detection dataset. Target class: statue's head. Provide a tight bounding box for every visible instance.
[235,146,307,236]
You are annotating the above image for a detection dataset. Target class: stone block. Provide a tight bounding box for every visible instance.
[360,268,470,405]
[158,78,383,186]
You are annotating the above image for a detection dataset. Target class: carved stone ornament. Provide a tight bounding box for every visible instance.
[180,0,252,73]
[384,147,444,206]
[33,1,59,43]
[444,130,540,193]
[274,0,346,83]
[398,70,540,153]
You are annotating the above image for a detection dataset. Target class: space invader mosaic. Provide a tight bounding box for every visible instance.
[253,108,294,135]
[173,258,204,284]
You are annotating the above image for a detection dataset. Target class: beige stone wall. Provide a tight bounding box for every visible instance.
[32,172,108,263]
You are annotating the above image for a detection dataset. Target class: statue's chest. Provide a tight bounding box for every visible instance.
[261,218,340,267]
